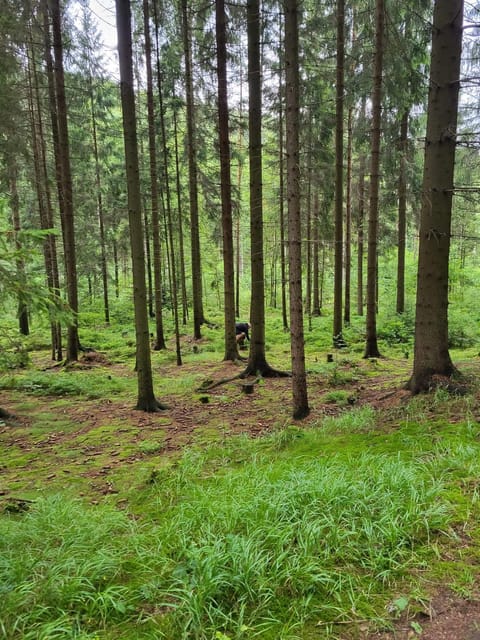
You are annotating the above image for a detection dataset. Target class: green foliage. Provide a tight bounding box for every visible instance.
[377,309,415,346]
[0,217,73,327]
[448,308,479,349]
[0,324,29,369]
[0,370,129,399]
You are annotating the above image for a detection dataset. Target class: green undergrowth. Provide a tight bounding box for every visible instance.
[3,402,480,639]
[0,369,132,399]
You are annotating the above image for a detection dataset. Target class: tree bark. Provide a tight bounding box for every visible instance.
[87,73,110,325]
[333,0,345,347]
[312,191,321,316]
[344,106,353,325]
[143,0,167,350]
[407,0,464,393]
[116,0,165,411]
[9,163,29,336]
[29,25,62,359]
[396,109,409,314]
[363,0,384,359]
[278,19,289,331]
[356,153,365,317]
[244,0,287,378]
[215,0,239,362]
[49,0,79,362]
[284,0,309,418]
[181,0,204,339]
[173,102,189,326]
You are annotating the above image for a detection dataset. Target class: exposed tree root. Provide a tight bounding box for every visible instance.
[135,399,169,412]
[197,372,245,391]
[240,364,291,379]
[406,367,467,395]
[197,364,291,392]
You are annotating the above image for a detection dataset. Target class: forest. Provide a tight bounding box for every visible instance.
[1,0,480,638]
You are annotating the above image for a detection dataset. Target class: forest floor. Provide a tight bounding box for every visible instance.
[2,349,480,639]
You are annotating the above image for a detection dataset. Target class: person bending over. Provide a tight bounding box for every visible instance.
[235,321,251,347]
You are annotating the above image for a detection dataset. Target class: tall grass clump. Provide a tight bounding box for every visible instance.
[1,442,456,639]
[145,451,450,638]
[0,496,140,639]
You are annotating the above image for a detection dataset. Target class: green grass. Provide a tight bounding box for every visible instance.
[0,370,132,399]
[2,305,480,638]
[4,406,480,639]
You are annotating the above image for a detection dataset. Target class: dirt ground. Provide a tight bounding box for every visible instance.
[1,352,480,639]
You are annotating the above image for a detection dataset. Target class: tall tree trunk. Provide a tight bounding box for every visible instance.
[235,68,244,320]
[152,0,181,363]
[116,0,165,411]
[143,0,166,349]
[333,0,345,347]
[29,26,62,359]
[216,0,239,361]
[396,109,409,314]
[9,164,29,336]
[244,0,286,378]
[408,0,464,393]
[363,0,384,359]
[49,0,79,362]
[284,0,309,418]
[113,238,120,298]
[305,119,313,325]
[181,0,204,339]
[312,191,321,316]
[344,106,353,325]
[356,153,365,316]
[88,74,110,325]
[278,19,289,331]
[173,102,189,326]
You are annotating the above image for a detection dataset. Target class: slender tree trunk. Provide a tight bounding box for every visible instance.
[216,0,239,361]
[49,0,79,362]
[244,0,286,378]
[29,28,62,359]
[333,0,345,347]
[344,106,353,325]
[357,153,365,316]
[143,0,166,349]
[116,0,165,411]
[408,0,463,393]
[88,74,110,324]
[396,109,409,314]
[113,238,120,298]
[173,103,189,326]
[312,191,321,316]
[363,0,384,359]
[284,0,309,418]
[235,70,244,320]
[278,21,289,331]
[305,120,313,324]
[9,164,29,336]
[152,0,181,363]
[181,0,204,339]
[143,203,154,319]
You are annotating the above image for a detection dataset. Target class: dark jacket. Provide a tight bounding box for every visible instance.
[235,322,250,341]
